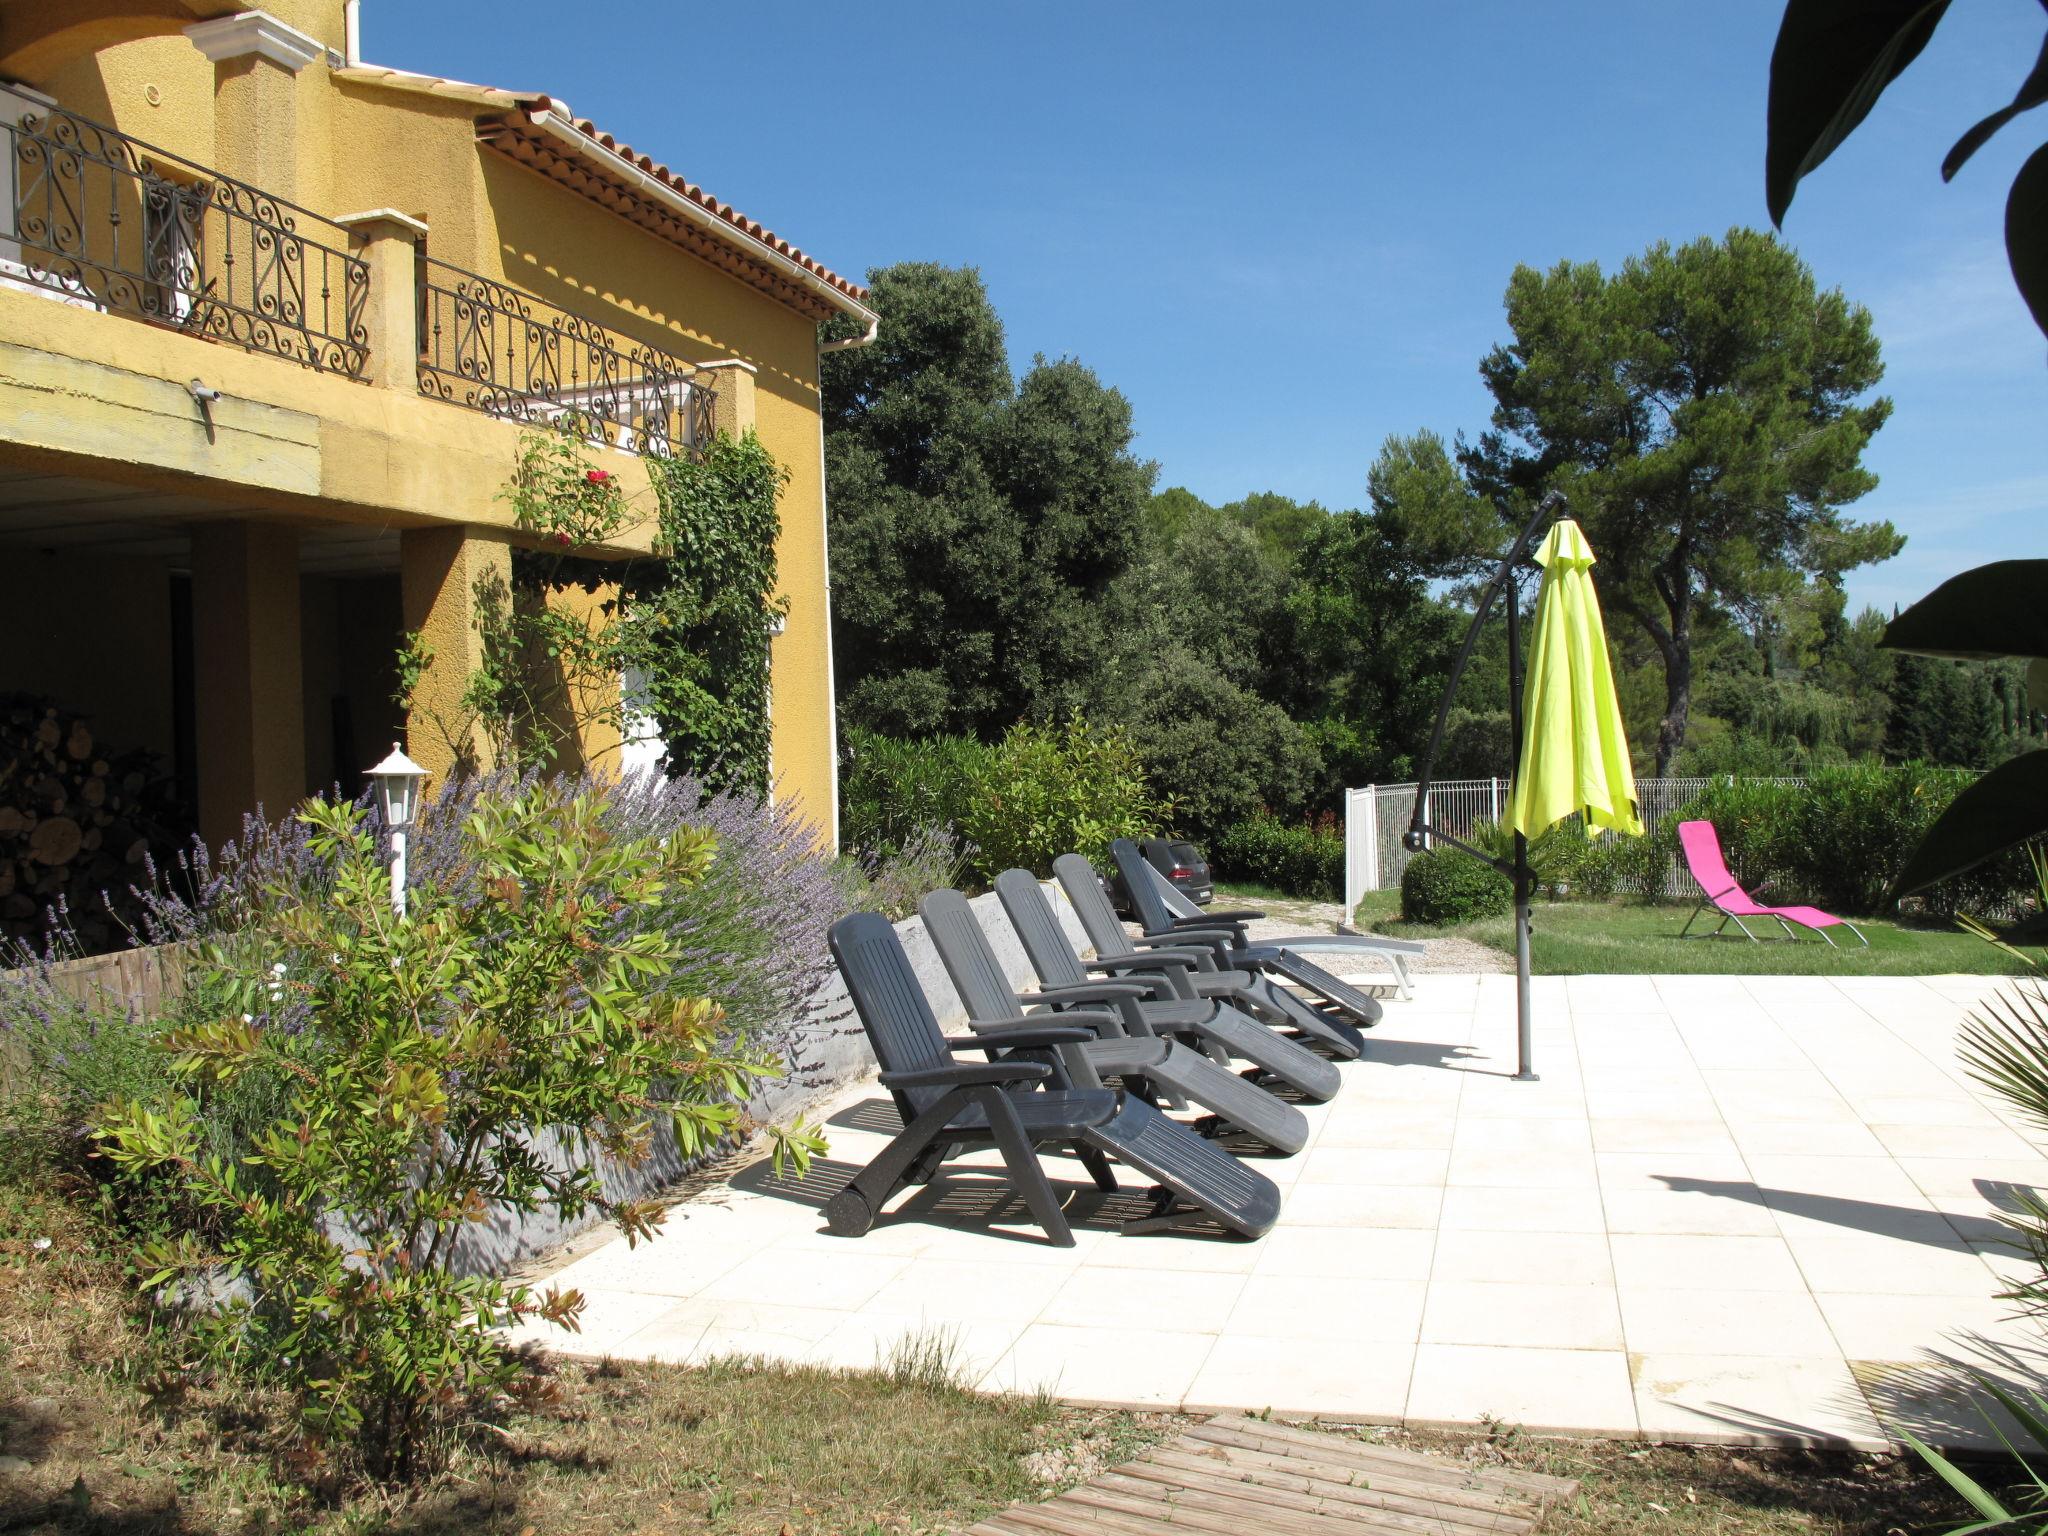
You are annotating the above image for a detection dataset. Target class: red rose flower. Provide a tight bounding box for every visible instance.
[553,532,573,547]
[585,469,611,484]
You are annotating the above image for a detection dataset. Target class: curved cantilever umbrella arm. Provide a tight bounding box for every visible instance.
[1404,490,1565,856]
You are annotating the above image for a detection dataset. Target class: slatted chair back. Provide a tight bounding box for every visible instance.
[918,888,1029,1021]
[829,911,959,1121]
[1054,853,1132,957]
[993,868,1091,987]
[1109,838,1175,933]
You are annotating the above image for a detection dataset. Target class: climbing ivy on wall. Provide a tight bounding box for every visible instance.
[397,417,789,794]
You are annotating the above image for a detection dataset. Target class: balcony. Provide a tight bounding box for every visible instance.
[415,254,716,459]
[1,93,369,378]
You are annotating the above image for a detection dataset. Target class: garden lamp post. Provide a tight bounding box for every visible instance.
[367,743,428,917]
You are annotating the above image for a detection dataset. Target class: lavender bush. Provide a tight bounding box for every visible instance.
[2,769,847,1218]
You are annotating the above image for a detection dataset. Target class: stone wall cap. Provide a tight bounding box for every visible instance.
[335,208,430,238]
[185,11,324,72]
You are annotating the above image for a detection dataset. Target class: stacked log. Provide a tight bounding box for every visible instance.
[0,694,189,953]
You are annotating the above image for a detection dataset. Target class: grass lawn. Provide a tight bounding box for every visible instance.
[1355,890,2037,976]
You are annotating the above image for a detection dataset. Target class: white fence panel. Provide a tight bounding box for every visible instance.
[1344,774,1736,899]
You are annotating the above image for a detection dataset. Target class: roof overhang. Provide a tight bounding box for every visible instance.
[333,64,875,331]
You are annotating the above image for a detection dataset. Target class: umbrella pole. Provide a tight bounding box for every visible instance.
[1506,574,1538,1082]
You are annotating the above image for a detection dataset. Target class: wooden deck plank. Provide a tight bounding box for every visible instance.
[1155,1438,1538,1518]
[952,1411,1577,1536]
[1134,1452,1537,1535]
[1198,1416,1578,1500]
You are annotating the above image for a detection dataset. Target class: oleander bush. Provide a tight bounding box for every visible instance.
[1400,847,1513,925]
[840,715,1165,882]
[1209,813,1344,900]
[1659,763,2034,917]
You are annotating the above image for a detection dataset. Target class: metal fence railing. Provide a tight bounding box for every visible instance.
[2,90,369,376]
[1345,775,1719,912]
[415,254,715,458]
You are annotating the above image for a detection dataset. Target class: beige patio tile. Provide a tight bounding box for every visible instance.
[1591,1118,1739,1155]
[1753,1155,1941,1212]
[548,1228,759,1299]
[1187,1334,1414,1420]
[1452,1117,1593,1153]
[858,1256,1074,1323]
[1313,1111,1459,1149]
[1609,1234,1807,1292]
[1582,1089,1723,1123]
[1430,1229,1614,1286]
[1439,1186,1607,1233]
[499,1287,681,1358]
[1253,1223,1436,1280]
[696,1248,913,1311]
[1596,1151,1754,1197]
[980,1323,1217,1405]
[1406,1343,1638,1436]
[1632,1354,1887,1448]
[1813,1290,2032,1362]
[1229,1276,1426,1341]
[1039,1266,1248,1333]
[1899,1156,2048,1207]
[1445,1147,1599,1189]
[812,1310,1027,1380]
[1602,1189,1783,1237]
[1619,1288,1837,1357]
[1281,1183,1444,1229]
[1421,1282,1623,1351]
[1299,1146,1451,1186]
[1079,1232,1266,1274]
[1780,1234,2004,1297]
[630,1298,849,1365]
[1847,1094,2004,1128]
[1870,1123,2042,1161]
[1725,1120,1888,1158]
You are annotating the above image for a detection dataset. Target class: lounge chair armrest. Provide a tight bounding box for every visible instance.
[1127,932,1212,953]
[960,1016,1118,1041]
[1027,980,1156,1005]
[879,1059,1050,1090]
[1160,927,1243,948]
[1180,907,1264,924]
[1087,949,1216,974]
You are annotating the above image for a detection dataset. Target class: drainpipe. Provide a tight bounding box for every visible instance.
[819,314,878,352]
[342,0,361,66]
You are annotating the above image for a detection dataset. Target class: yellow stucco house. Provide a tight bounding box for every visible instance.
[0,0,874,858]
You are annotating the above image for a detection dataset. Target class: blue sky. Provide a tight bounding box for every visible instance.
[374,2,2046,618]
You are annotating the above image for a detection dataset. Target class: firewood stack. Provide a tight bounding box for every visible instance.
[0,694,189,954]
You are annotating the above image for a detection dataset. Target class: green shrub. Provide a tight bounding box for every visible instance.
[1534,830,1625,902]
[1401,848,1513,925]
[1664,763,2034,917]
[93,788,822,1485]
[959,713,1165,879]
[1210,814,1344,900]
[839,726,991,860]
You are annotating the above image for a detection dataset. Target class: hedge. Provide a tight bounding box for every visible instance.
[1209,815,1343,900]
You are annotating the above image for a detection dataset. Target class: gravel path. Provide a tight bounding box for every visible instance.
[1224,893,1513,975]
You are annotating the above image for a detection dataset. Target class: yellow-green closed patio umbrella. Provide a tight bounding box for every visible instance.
[1506,518,1644,843]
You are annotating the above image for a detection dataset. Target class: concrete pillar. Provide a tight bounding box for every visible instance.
[191,521,305,846]
[336,209,427,390]
[695,358,758,441]
[184,11,323,202]
[400,526,512,782]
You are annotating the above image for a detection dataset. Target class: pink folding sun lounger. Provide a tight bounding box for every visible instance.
[1676,819,1868,947]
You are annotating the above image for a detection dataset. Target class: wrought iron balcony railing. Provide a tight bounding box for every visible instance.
[416,255,716,458]
[1,95,369,377]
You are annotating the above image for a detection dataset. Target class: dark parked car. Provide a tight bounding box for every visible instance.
[1140,837,1213,906]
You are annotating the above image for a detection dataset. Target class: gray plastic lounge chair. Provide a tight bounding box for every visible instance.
[828,911,1281,1243]
[919,889,1311,1154]
[991,867,1341,1104]
[1053,853,1366,1062]
[1111,839,1381,1046]
[1144,848,1424,1001]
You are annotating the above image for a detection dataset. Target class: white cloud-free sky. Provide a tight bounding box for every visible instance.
[376,1,2046,618]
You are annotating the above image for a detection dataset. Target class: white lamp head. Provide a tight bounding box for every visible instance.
[366,742,430,830]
